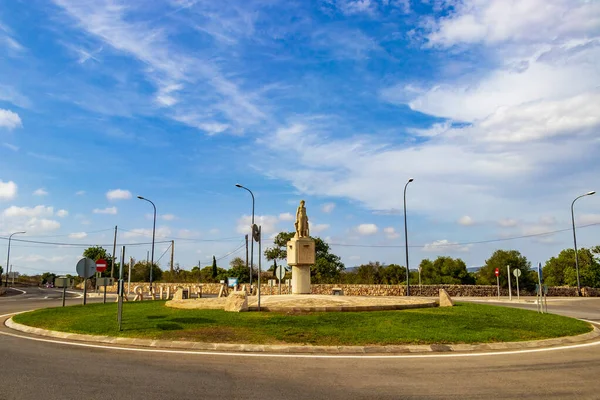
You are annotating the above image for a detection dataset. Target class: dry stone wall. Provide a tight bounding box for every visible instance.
[96,282,600,297]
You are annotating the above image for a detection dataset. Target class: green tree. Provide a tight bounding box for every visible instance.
[129,261,162,282]
[211,256,217,279]
[264,231,345,283]
[380,264,406,284]
[355,262,382,284]
[40,272,57,284]
[419,256,472,284]
[228,257,250,283]
[544,248,600,288]
[477,250,535,290]
[82,246,116,277]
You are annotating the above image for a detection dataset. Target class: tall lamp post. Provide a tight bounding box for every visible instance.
[137,196,156,293]
[5,231,25,287]
[235,184,255,288]
[571,190,595,296]
[404,178,414,296]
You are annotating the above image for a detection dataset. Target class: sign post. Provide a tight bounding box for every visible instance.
[95,259,107,295]
[76,258,97,305]
[506,265,512,301]
[513,268,522,300]
[275,266,286,295]
[495,268,500,298]
[537,262,544,313]
[118,246,125,331]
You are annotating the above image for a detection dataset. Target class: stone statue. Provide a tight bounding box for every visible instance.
[294,200,310,238]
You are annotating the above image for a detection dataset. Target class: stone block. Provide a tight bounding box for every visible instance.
[287,237,315,266]
[172,288,185,300]
[224,291,248,312]
[439,288,454,307]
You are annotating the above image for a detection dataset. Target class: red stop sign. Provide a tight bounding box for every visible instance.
[96,259,107,272]
[494,268,499,277]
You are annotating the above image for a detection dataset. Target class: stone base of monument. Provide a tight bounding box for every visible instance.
[166,295,437,312]
[287,236,315,295]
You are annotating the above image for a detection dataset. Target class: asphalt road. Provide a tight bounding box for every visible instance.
[1,290,600,399]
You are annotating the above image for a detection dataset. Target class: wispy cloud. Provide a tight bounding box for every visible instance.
[52,0,267,134]
[2,143,19,151]
[93,206,117,215]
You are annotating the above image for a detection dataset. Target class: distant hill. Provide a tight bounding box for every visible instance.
[467,266,482,273]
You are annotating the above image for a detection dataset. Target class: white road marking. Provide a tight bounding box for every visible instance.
[1,312,599,359]
[7,287,27,295]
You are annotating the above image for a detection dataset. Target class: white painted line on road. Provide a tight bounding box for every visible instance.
[8,287,27,295]
[1,323,599,359]
[2,310,599,360]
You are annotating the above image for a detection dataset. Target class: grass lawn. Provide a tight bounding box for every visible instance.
[13,301,592,346]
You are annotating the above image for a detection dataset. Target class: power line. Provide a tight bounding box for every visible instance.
[325,222,600,249]
[0,236,172,247]
[16,228,115,238]
[155,242,173,264]
[118,228,242,242]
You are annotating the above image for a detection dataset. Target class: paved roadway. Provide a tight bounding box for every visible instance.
[1,290,600,400]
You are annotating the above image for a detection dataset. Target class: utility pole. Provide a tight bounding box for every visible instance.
[111,226,117,279]
[170,240,174,274]
[245,234,249,276]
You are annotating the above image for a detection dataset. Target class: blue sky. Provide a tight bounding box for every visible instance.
[1,0,599,276]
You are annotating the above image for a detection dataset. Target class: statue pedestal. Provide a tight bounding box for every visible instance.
[287,237,316,295]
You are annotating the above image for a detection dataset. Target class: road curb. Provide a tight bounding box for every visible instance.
[5,317,600,355]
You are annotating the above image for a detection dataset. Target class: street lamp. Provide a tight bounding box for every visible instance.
[235,184,255,288]
[137,196,156,294]
[5,231,25,287]
[571,190,595,296]
[404,178,414,296]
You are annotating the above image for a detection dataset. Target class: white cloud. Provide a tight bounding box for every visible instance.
[75,190,86,196]
[209,228,220,235]
[383,226,400,239]
[24,218,61,234]
[577,214,600,225]
[0,109,22,129]
[0,180,17,200]
[3,205,54,218]
[423,239,471,253]
[321,202,336,213]
[162,214,176,221]
[106,189,132,201]
[122,226,172,239]
[278,212,294,222]
[458,215,475,226]
[425,0,600,48]
[14,254,74,264]
[68,232,88,239]
[176,229,199,239]
[33,188,48,196]
[498,218,519,228]
[356,223,378,235]
[56,209,69,218]
[93,207,117,215]
[236,215,280,235]
[312,224,330,234]
[539,216,556,225]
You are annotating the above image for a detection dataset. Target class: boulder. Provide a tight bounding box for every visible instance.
[172,288,185,301]
[224,291,248,312]
[439,289,454,307]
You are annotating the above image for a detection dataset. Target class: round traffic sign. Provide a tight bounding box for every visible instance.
[513,268,522,278]
[96,258,108,272]
[76,257,97,278]
[494,268,499,277]
[275,266,286,280]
